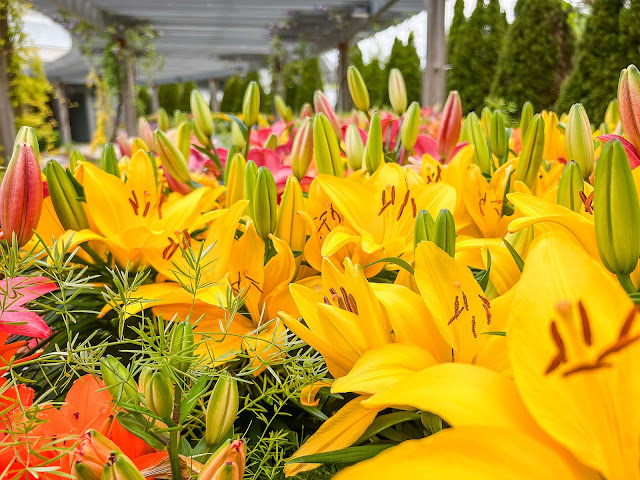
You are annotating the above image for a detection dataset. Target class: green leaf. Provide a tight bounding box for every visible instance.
[474,250,492,290]
[180,375,211,423]
[287,444,394,465]
[226,114,249,140]
[116,412,166,450]
[364,257,414,275]
[502,238,524,273]
[65,168,86,202]
[356,412,420,444]
[193,144,223,172]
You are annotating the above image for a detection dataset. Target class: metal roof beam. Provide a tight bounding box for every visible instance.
[33,0,112,29]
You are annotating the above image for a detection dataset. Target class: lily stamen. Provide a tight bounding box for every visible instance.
[157,194,166,220]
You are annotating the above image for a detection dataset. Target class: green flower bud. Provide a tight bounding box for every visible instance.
[193,121,212,148]
[142,368,174,420]
[231,121,246,150]
[313,113,344,177]
[520,101,534,138]
[264,133,278,150]
[242,81,260,127]
[459,117,470,143]
[99,355,138,404]
[176,121,192,161]
[401,101,421,153]
[44,160,90,231]
[13,126,39,160]
[226,153,247,206]
[594,138,640,276]
[365,111,383,174]
[244,159,258,219]
[253,167,277,241]
[154,129,192,185]
[565,103,594,179]
[515,114,545,188]
[432,209,456,258]
[276,175,306,269]
[347,66,370,112]
[275,95,293,123]
[414,209,435,250]
[205,376,239,446]
[388,68,407,115]
[605,98,619,128]
[100,143,119,177]
[157,107,169,132]
[556,161,584,212]
[490,109,508,160]
[191,89,214,138]
[71,462,102,480]
[102,451,146,480]
[170,321,195,373]
[69,149,86,172]
[224,145,241,185]
[480,107,492,139]
[291,117,313,180]
[345,124,364,171]
[466,112,492,174]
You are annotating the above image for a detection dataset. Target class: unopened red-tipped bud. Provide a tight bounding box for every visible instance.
[0,143,43,247]
[300,103,313,119]
[437,91,462,161]
[313,91,341,139]
[291,117,313,180]
[198,439,246,480]
[618,65,640,153]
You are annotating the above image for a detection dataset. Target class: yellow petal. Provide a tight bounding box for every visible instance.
[284,396,382,477]
[228,220,265,321]
[332,343,437,395]
[333,426,598,480]
[300,381,333,407]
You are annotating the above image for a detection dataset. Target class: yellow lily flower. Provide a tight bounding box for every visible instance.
[335,232,636,480]
[542,110,567,163]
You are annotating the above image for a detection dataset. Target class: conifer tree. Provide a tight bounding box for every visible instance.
[555,0,624,122]
[619,0,640,69]
[220,75,243,113]
[491,0,574,111]
[295,57,324,111]
[385,34,421,105]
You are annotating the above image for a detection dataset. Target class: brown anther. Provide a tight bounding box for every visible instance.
[339,286,352,313]
[462,291,469,311]
[545,321,567,375]
[396,190,410,220]
[478,192,487,216]
[128,198,139,215]
[333,294,346,310]
[181,229,192,248]
[330,204,342,222]
[597,334,640,362]
[479,294,492,325]
[448,296,461,325]
[317,218,330,233]
[471,316,477,338]
[577,301,592,346]
[320,211,328,220]
[391,185,396,204]
[323,296,331,305]
[618,306,638,339]
[411,198,417,218]
[329,287,338,297]
[579,191,594,214]
[142,202,151,217]
[382,190,386,205]
[563,361,612,377]
[378,202,392,216]
[157,194,166,220]
[348,294,359,315]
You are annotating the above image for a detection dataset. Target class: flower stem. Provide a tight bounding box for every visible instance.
[169,389,182,480]
[617,274,636,294]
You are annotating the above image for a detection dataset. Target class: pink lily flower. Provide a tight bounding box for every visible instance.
[248,147,313,194]
[0,276,57,338]
[597,134,640,169]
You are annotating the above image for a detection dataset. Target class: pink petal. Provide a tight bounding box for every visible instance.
[0,308,51,338]
[0,276,57,308]
[597,134,640,169]
[413,135,439,159]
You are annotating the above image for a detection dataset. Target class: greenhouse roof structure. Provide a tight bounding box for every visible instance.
[33,0,427,85]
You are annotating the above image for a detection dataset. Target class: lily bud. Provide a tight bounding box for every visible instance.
[459,117,470,143]
[198,440,246,480]
[142,368,174,420]
[69,149,85,172]
[253,167,277,241]
[231,122,246,150]
[466,112,492,174]
[300,102,313,119]
[599,122,611,135]
[313,113,344,177]
[313,91,341,139]
[594,138,640,276]
[520,101,534,138]
[224,145,240,186]
[605,99,619,128]
[345,124,364,171]
[264,133,278,150]
[388,68,407,115]
[556,161,584,213]
[226,153,247,206]
[177,121,192,161]
[565,103,594,179]
[291,118,313,180]
[137,117,155,150]
[347,66,370,112]
[515,113,545,189]
[205,376,239,446]
[490,109,508,160]
[13,126,39,160]
[244,160,258,219]
[414,209,435,250]
[75,430,121,465]
[157,107,169,132]
[0,143,43,247]
[480,107,492,139]
[170,321,194,374]
[275,95,293,123]
[100,143,119,177]
[71,461,102,480]
[191,89,214,139]
[131,138,149,156]
[193,121,212,148]
[44,160,90,231]
[401,102,421,153]
[154,129,192,185]
[174,109,188,127]
[365,111,383,174]
[437,91,462,161]
[99,355,138,404]
[276,175,306,265]
[618,64,640,152]
[102,451,146,480]
[242,81,260,127]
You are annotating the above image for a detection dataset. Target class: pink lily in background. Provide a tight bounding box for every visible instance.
[0,276,57,338]
[598,134,640,169]
[248,147,313,193]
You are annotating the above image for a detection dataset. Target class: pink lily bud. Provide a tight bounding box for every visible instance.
[0,143,43,247]
[74,430,121,465]
[618,64,640,153]
[437,91,462,162]
[198,439,246,480]
[300,103,313,119]
[313,91,341,139]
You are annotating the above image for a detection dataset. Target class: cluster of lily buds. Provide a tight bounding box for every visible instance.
[515,113,545,188]
[0,127,43,247]
[313,113,344,176]
[198,439,246,480]
[414,208,456,258]
[73,430,145,480]
[45,159,90,231]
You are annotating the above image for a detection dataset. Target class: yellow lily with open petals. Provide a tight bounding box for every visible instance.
[336,232,636,480]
